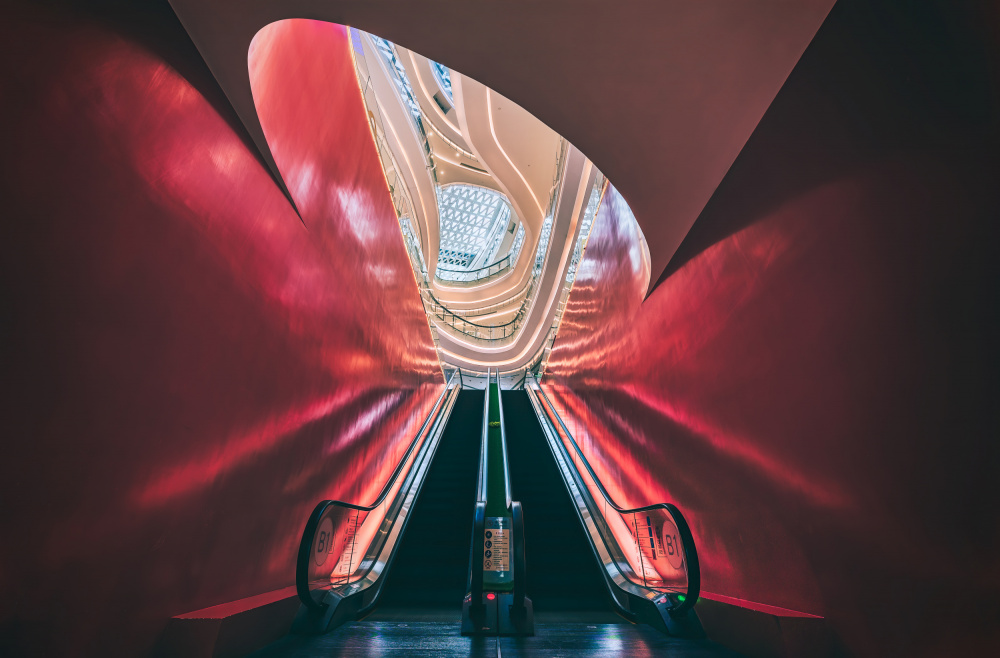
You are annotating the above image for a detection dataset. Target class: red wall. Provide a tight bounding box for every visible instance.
[543,2,1000,656]
[0,9,441,657]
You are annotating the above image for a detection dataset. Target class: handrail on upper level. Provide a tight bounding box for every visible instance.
[426,291,525,332]
[447,283,530,319]
[436,250,513,276]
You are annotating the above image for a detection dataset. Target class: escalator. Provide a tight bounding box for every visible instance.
[252,373,743,657]
[375,389,483,612]
[502,390,613,618]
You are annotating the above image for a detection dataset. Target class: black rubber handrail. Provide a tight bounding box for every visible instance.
[496,370,513,510]
[531,378,700,614]
[295,372,458,608]
[535,380,675,515]
[475,369,491,503]
[321,374,456,512]
[513,370,529,390]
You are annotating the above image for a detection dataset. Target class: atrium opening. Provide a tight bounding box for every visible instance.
[1,2,997,657]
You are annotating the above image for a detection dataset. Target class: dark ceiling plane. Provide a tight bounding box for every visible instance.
[167,0,834,295]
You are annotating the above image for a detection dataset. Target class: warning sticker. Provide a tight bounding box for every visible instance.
[484,518,510,572]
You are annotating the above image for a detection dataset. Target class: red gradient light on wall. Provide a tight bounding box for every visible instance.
[0,15,441,656]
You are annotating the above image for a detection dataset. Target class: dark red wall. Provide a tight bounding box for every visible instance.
[0,7,441,656]
[543,1,1000,656]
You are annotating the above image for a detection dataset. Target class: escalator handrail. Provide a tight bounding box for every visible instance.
[469,370,518,595]
[296,373,460,609]
[475,369,491,503]
[532,377,673,515]
[529,377,700,614]
[476,369,512,508]
[496,370,513,510]
[325,372,458,512]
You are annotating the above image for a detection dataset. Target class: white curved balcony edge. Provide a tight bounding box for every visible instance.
[433,74,563,305]
[434,146,596,371]
[358,32,441,273]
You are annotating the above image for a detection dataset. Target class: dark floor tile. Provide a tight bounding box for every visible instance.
[250,621,497,657]
[501,623,745,657]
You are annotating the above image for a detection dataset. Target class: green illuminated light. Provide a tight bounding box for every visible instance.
[677,594,686,602]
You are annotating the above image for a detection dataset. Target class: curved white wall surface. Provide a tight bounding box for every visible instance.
[434,146,595,371]
[444,74,563,303]
[359,32,441,273]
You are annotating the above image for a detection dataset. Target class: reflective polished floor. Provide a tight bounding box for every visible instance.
[250,608,745,657]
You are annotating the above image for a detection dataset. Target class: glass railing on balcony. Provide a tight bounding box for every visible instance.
[436,222,526,286]
[435,238,519,286]
[426,142,603,348]
[422,267,531,344]
[444,283,531,321]
[424,142,566,345]
[460,171,606,371]
[436,254,512,285]
[421,289,528,344]
[349,29,445,366]
[506,223,526,262]
[430,60,453,101]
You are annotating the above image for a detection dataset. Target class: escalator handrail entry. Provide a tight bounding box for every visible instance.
[468,501,487,612]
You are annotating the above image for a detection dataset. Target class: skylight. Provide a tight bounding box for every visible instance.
[437,185,512,270]
[370,35,423,124]
[430,61,453,101]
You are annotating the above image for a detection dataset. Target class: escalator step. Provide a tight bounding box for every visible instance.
[503,391,611,612]
[376,390,484,609]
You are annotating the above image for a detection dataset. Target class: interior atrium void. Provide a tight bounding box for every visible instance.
[1,1,997,657]
[337,26,617,374]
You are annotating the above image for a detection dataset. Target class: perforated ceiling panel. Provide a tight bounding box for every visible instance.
[437,184,511,269]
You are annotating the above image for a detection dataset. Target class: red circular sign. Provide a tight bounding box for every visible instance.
[313,516,335,567]
[660,519,684,570]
